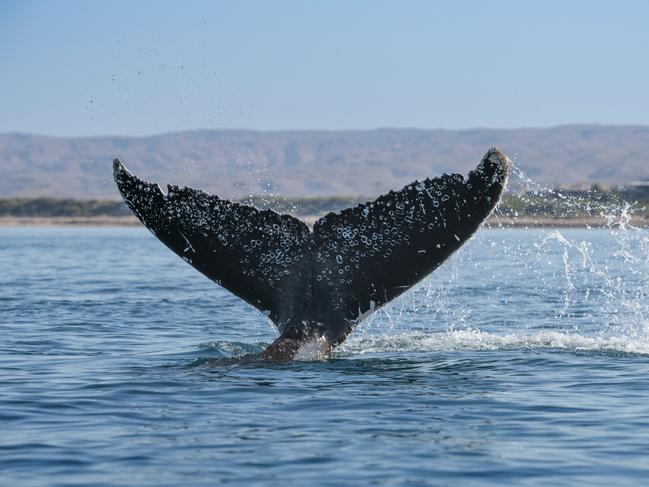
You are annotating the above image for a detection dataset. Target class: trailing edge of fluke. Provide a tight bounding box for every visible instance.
[113,147,510,360]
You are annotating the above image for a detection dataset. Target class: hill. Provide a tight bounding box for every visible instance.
[1,125,648,199]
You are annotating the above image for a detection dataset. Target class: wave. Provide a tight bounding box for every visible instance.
[339,328,649,357]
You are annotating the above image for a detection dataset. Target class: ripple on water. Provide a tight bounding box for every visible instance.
[1,226,649,486]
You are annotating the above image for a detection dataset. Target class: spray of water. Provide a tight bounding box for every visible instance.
[341,158,649,357]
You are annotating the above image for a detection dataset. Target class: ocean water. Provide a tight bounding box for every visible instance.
[1,225,649,486]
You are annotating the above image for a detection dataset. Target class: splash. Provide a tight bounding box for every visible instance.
[346,158,649,357]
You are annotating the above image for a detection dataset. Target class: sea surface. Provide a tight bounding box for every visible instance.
[1,225,649,486]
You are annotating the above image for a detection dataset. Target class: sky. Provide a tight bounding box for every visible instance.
[1,0,648,136]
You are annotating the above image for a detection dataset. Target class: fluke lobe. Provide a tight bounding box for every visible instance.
[113,148,509,360]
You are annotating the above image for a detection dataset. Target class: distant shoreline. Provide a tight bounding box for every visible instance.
[1,215,646,228]
[0,216,140,226]
[2,195,647,229]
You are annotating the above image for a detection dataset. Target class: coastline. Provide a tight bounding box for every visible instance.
[0,216,141,226]
[1,215,647,228]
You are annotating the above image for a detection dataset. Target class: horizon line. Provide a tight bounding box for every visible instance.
[2,122,649,139]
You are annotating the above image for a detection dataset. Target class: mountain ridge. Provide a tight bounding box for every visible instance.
[1,125,648,199]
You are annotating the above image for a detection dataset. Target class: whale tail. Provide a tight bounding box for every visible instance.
[113,148,509,360]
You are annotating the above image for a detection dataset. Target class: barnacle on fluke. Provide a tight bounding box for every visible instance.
[113,148,509,360]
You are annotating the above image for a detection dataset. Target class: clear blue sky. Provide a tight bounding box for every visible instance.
[1,0,648,136]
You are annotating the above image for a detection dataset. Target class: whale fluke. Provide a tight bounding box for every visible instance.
[112,159,313,330]
[113,148,509,360]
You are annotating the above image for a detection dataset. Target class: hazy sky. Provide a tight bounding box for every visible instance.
[1,0,648,136]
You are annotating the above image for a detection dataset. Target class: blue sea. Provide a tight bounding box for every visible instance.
[1,224,649,486]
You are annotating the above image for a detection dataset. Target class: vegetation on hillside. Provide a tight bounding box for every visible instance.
[0,198,129,217]
[1,190,647,219]
[498,190,649,219]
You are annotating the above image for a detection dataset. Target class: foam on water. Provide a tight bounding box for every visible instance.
[340,328,649,357]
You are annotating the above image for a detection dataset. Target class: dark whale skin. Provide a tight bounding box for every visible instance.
[113,148,509,360]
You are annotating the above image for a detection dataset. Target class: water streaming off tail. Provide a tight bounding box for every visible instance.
[342,161,649,357]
